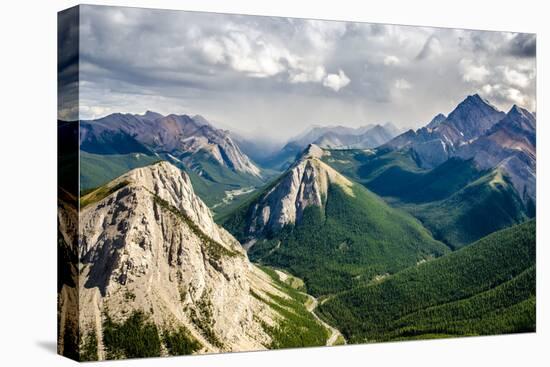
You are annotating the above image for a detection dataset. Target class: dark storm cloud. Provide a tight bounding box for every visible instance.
[72,5,536,141]
[505,33,536,58]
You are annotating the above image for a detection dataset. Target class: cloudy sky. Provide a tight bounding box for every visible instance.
[60,5,536,142]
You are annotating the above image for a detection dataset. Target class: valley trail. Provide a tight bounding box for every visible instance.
[274,270,345,346]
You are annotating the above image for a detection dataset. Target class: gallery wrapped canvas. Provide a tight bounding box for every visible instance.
[58,4,536,362]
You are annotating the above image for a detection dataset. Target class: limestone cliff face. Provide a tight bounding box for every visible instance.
[247,144,354,236]
[77,161,283,357]
[177,124,262,178]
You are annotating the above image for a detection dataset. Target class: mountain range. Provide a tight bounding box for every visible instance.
[80,111,261,177]
[255,122,400,170]
[79,112,268,212]
[60,92,537,360]
[321,94,536,249]
[455,105,536,201]
[385,94,506,167]
[383,94,535,202]
[222,144,450,295]
[58,161,332,360]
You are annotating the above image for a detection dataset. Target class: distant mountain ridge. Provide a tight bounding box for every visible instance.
[294,122,400,149]
[313,124,396,149]
[80,112,261,178]
[79,112,270,213]
[384,94,535,201]
[261,122,400,170]
[385,94,506,167]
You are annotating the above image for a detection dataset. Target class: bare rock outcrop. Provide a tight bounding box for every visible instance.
[247,144,354,235]
[76,161,287,357]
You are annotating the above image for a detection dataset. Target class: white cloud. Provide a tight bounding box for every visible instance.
[481,84,494,95]
[199,24,353,91]
[199,26,352,88]
[76,6,537,137]
[322,70,351,92]
[505,87,528,106]
[200,31,290,78]
[500,66,530,88]
[394,78,412,90]
[201,38,226,64]
[384,55,400,66]
[460,58,490,83]
[289,65,326,84]
[481,83,531,109]
[79,105,112,119]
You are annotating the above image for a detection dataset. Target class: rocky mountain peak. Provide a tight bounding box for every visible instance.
[465,93,483,103]
[426,113,447,129]
[451,93,498,116]
[300,144,325,160]
[141,110,164,121]
[125,161,224,240]
[443,94,505,139]
[244,147,353,236]
[382,94,508,169]
[76,161,291,353]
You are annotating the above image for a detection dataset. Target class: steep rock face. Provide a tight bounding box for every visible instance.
[246,145,354,235]
[178,124,262,177]
[455,105,536,200]
[80,112,261,178]
[77,162,283,356]
[443,94,505,140]
[384,94,505,168]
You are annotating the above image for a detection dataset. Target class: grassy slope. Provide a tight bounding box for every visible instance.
[317,220,536,343]
[367,157,483,203]
[323,148,423,188]
[402,169,529,248]
[225,182,450,296]
[80,151,159,191]
[80,149,274,215]
[322,149,530,249]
